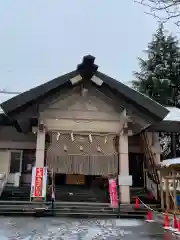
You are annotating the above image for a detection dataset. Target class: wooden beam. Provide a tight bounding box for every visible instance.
[160,172,164,210]
[164,176,180,180]
[172,169,177,211]
[165,178,170,211]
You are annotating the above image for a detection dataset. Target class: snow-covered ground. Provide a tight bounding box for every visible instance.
[0,217,175,239]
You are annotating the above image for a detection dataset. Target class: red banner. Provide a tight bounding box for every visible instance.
[34,168,44,197]
[109,178,118,208]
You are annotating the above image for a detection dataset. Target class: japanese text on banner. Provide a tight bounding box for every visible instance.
[109,178,118,208]
[34,168,44,197]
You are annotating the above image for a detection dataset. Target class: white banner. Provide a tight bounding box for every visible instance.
[30,167,36,198]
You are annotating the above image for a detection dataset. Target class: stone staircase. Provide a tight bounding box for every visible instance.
[0,200,154,219]
[53,185,109,203]
[50,202,149,218]
[0,185,161,218]
[130,187,161,205]
[0,185,30,201]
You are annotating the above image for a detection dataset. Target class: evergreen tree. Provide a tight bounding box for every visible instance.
[132,24,180,107]
[133,24,180,159]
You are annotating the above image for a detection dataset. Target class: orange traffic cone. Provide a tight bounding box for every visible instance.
[175,218,180,235]
[178,218,180,233]
[178,218,180,232]
[135,196,139,209]
[174,215,178,229]
[164,213,170,229]
[146,209,154,222]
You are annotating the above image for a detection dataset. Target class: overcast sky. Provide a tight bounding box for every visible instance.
[0,0,178,92]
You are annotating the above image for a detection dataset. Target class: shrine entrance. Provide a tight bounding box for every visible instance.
[54,173,108,188]
[46,132,118,202]
[48,173,109,202]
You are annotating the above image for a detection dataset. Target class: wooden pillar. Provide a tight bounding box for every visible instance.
[165,178,170,211]
[172,169,177,212]
[119,131,130,203]
[35,125,46,168]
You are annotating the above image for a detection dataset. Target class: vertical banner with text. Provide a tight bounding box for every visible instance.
[108,178,118,208]
[30,167,47,201]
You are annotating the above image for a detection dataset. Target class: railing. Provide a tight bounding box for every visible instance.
[141,132,160,200]
[0,173,7,196]
[161,178,180,192]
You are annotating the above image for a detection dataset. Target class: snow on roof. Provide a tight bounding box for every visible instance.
[161,158,180,167]
[164,107,180,122]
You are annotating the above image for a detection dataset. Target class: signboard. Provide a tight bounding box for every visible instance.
[108,178,118,208]
[118,175,132,186]
[30,167,47,201]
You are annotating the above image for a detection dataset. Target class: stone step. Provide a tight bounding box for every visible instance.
[0,202,160,217]
[0,207,146,219]
[0,204,149,212]
[0,200,161,208]
[0,199,156,219]
[0,210,145,219]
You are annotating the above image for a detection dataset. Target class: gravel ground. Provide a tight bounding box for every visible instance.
[0,217,177,239]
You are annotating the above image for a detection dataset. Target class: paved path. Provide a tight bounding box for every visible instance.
[0,217,177,239]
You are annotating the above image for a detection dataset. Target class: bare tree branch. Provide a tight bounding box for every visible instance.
[135,0,180,26]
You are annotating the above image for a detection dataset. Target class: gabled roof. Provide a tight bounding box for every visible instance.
[0,55,169,122]
[0,92,19,114]
[95,71,168,120]
[1,70,77,114]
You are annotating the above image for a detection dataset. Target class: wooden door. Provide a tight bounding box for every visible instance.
[66,174,85,185]
[129,153,144,187]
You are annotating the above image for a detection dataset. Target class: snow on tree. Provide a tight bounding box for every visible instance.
[132,24,180,158]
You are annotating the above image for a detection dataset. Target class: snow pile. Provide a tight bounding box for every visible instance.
[164,107,180,122]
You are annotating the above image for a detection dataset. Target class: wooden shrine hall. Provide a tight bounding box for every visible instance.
[0,54,179,204]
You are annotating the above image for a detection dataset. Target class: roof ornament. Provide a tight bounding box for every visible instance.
[77,55,98,79]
